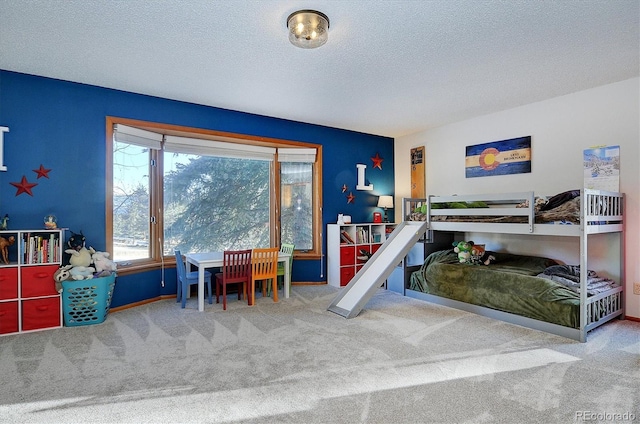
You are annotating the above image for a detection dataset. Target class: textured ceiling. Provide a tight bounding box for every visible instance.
[1,1,638,138]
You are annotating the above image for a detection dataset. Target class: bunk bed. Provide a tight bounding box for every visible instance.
[403,189,625,342]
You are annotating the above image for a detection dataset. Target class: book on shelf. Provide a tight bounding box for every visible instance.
[356,227,370,244]
[340,230,355,244]
[21,232,60,264]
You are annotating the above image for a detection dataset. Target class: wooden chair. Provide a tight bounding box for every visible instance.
[175,250,212,308]
[277,243,295,284]
[267,243,294,297]
[215,249,251,310]
[250,247,279,305]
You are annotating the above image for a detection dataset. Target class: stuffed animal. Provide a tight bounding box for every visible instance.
[65,231,92,267]
[54,265,72,282]
[453,240,474,263]
[66,246,92,267]
[91,249,117,273]
[53,265,73,292]
[470,244,485,264]
[464,243,497,265]
[479,252,496,266]
[0,235,15,264]
[69,266,96,280]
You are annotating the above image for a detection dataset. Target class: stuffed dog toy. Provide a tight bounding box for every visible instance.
[0,235,15,264]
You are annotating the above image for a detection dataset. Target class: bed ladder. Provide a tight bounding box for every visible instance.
[328,221,428,318]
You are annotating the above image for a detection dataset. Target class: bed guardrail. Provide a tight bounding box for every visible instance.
[404,190,623,236]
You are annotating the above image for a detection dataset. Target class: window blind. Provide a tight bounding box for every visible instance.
[163,135,275,160]
[113,124,316,162]
[113,124,162,149]
[277,147,317,163]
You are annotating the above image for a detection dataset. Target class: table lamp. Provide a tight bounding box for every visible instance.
[377,195,394,223]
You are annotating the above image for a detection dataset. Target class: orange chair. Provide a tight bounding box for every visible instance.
[249,247,279,305]
[215,249,252,310]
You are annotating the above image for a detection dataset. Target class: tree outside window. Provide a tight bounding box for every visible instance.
[163,153,271,254]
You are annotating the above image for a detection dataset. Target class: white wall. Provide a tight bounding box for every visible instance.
[395,77,640,319]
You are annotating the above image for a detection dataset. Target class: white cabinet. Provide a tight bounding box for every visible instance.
[327,223,397,287]
[0,229,65,336]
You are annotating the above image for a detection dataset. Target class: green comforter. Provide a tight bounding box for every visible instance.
[409,250,580,328]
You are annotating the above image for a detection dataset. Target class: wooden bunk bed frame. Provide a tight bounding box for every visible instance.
[403,189,625,342]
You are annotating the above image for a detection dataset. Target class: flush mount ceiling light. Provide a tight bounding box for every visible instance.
[287,9,330,49]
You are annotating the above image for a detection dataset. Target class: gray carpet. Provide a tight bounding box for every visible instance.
[1,285,638,423]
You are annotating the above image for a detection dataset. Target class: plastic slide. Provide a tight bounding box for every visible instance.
[327,221,428,318]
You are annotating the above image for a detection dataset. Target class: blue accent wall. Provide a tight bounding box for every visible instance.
[0,70,394,307]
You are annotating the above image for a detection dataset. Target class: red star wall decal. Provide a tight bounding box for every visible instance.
[33,164,52,178]
[10,175,38,196]
[346,192,355,204]
[371,153,384,170]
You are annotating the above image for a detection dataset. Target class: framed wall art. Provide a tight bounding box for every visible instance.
[465,136,531,178]
[583,145,620,191]
[411,146,425,198]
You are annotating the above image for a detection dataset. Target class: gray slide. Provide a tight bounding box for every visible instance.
[327,221,428,318]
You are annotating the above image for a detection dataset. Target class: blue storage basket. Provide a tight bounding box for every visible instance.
[62,274,116,326]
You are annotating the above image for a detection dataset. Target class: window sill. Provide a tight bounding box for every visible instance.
[114,252,322,276]
[114,261,167,276]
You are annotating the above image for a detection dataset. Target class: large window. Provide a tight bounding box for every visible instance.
[112,140,153,261]
[280,161,313,251]
[163,152,271,254]
[108,118,321,271]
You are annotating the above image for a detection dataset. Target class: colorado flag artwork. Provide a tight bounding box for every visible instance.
[465,136,531,178]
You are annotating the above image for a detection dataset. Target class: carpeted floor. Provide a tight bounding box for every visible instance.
[1,285,638,423]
